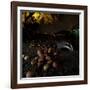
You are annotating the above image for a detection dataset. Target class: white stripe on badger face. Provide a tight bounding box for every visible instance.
[57,41,73,52]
